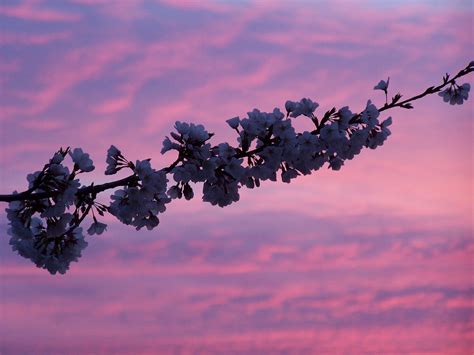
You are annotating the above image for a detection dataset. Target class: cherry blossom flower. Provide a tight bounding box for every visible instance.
[281,168,299,183]
[161,137,181,154]
[168,185,182,199]
[374,77,390,92]
[183,183,194,200]
[360,100,380,128]
[226,116,240,129]
[105,145,126,175]
[50,151,65,164]
[69,148,95,172]
[438,83,470,105]
[289,98,319,118]
[87,221,107,235]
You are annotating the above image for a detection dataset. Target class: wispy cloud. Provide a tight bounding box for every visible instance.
[0,31,71,45]
[0,0,81,22]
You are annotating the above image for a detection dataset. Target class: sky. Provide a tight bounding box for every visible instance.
[0,0,472,354]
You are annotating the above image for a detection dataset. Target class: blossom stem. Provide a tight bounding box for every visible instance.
[0,175,138,202]
[380,63,473,114]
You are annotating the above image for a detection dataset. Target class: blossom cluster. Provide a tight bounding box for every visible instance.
[108,160,170,230]
[438,83,470,105]
[156,98,392,209]
[3,67,472,274]
[6,149,95,274]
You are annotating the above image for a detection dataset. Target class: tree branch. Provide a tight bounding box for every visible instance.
[1,62,472,204]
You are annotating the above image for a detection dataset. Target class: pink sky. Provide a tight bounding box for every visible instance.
[0,0,472,354]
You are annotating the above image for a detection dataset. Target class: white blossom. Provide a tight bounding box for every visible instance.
[48,163,70,178]
[203,180,240,207]
[329,156,344,171]
[260,146,283,169]
[360,100,380,128]
[289,98,319,118]
[109,159,170,230]
[175,121,210,143]
[240,112,266,137]
[347,128,369,158]
[105,145,124,175]
[87,221,107,235]
[27,171,42,189]
[46,213,73,238]
[217,143,236,160]
[134,213,160,231]
[69,148,95,172]
[273,119,295,140]
[320,121,343,146]
[173,164,198,183]
[374,77,389,92]
[381,116,392,135]
[50,152,64,164]
[6,199,88,275]
[41,203,66,218]
[297,132,321,154]
[458,83,470,100]
[161,137,181,154]
[338,106,354,131]
[438,83,470,105]
[42,227,88,275]
[134,160,153,181]
[285,100,297,114]
[224,158,245,180]
[226,116,240,129]
[191,143,212,160]
[250,165,277,181]
[281,168,299,183]
[183,183,194,200]
[168,185,182,199]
